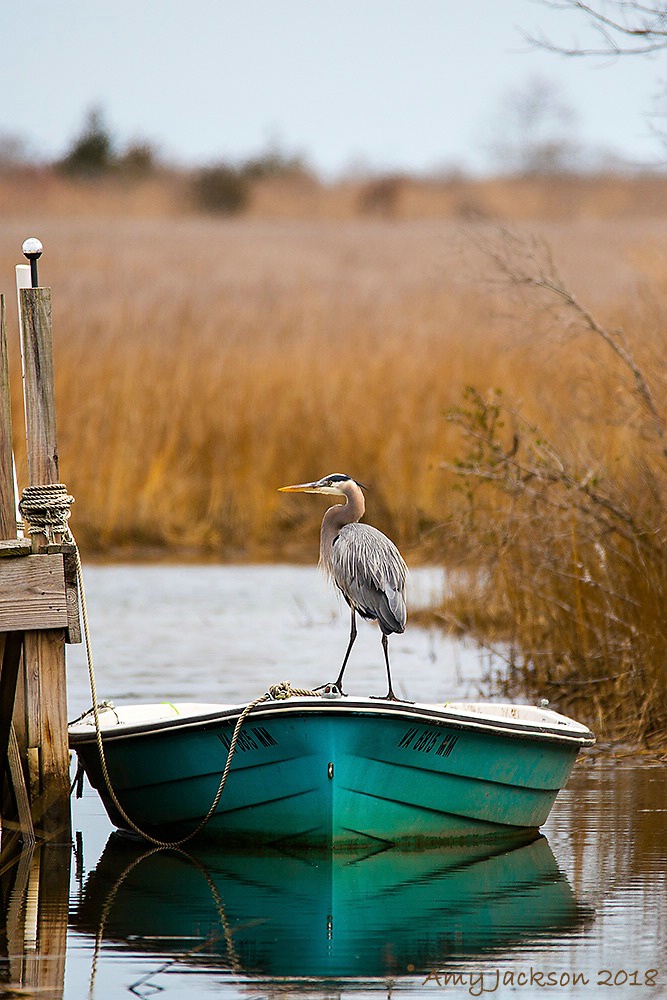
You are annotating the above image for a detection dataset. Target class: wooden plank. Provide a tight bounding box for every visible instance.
[45,543,78,555]
[0,555,67,632]
[0,540,31,558]
[63,550,81,644]
[6,723,34,845]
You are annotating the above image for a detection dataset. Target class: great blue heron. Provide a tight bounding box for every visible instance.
[279,473,407,699]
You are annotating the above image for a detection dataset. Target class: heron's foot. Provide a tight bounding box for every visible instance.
[370,691,414,703]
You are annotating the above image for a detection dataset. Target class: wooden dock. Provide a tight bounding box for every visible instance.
[0,247,82,997]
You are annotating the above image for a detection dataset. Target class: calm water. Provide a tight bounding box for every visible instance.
[2,566,665,998]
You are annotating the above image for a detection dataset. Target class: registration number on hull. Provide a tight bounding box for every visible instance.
[398,727,458,758]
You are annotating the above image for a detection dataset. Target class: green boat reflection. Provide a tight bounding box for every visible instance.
[73,832,590,980]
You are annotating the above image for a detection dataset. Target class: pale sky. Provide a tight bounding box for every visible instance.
[1,0,664,177]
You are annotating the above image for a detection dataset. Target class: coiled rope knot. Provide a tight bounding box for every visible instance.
[19,483,75,543]
[267,680,321,700]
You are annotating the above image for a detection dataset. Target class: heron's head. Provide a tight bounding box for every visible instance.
[279,473,367,496]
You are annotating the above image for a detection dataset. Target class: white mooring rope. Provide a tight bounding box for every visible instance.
[19,483,321,848]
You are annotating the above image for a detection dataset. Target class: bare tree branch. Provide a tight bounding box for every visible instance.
[527,1,667,55]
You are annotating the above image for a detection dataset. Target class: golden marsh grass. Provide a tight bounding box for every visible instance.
[1,220,488,555]
[0,172,664,743]
[0,210,661,561]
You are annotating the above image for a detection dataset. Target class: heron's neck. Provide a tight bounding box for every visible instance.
[321,484,365,542]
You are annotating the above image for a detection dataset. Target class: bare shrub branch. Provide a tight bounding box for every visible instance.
[442,229,667,745]
[472,226,667,461]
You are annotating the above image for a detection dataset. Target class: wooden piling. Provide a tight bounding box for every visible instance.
[17,287,71,842]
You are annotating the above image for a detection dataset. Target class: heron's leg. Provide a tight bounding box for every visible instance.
[381,633,398,701]
[334,607,357,694]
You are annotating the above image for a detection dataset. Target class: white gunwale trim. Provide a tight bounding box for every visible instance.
[69,697,596,748]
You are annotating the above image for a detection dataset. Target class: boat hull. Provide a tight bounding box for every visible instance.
[70,698,594,848]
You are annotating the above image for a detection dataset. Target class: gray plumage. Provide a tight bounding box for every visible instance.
[279,473,408,699]
[324,523,407,635]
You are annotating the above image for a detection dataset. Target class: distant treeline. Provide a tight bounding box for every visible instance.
[4,104,667,222]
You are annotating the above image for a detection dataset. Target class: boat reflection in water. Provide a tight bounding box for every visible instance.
[74,832,590,982]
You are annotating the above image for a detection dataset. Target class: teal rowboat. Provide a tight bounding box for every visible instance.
[69,695,595,848]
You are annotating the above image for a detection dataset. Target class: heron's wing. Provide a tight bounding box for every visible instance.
[329,523,407,634]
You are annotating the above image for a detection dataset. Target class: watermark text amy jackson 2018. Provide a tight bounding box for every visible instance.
[421,968,660,994]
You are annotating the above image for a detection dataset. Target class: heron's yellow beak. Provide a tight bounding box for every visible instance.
[278,482,322,494]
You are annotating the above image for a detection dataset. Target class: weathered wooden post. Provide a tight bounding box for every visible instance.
[18,284,71,841]
[0,240,80,844]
